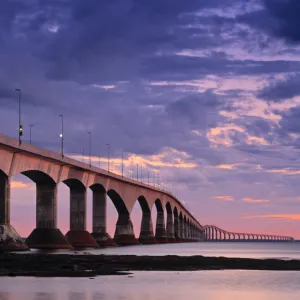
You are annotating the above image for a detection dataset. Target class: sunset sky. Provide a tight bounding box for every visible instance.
[2,0,300,239]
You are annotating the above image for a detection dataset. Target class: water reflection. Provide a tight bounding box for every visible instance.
[1,271,300,300]
[0,293,9,300]
[68,293,86,300]
[34,293,56,300]
[91,293,105,300]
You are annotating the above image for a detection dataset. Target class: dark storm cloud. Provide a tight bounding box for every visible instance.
[240,0,300,44]
[263,0,300,43]
[0,0,298,162]
[257,74,300,102]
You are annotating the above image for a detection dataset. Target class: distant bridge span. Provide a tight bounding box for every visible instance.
[204,225,294,242]
[0,133,205,251]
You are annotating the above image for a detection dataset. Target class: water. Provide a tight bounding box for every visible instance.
[1,271,300,300]
[6,242,300,299]
[26,241,300,260]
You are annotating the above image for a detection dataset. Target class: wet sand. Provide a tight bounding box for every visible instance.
[1,253,300,277]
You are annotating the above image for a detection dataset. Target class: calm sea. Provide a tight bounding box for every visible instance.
[3,242,300,300]
[27,241,300,260]
[1,271,300,300]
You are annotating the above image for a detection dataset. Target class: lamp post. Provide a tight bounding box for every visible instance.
[59,114,64,157]
[29,124,33,144]
[137,164,139,181]
[106,143,110,172]
[88,132,92,167]
[15,88,22,145]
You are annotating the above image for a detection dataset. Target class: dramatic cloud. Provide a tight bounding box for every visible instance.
[2,0,300,238]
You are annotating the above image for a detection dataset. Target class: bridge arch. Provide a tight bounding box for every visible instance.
[107,189,136,245]
[137,195,155,243]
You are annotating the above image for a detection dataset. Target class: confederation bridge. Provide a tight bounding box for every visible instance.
[0,133,294,251]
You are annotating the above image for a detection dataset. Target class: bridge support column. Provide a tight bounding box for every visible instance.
[27,183,71,249]
[91,187,115,247]
[0,173,28,251]
[155,211,168,243]
[200,229,205,241]
[66,185,98,248]
[174,213,180,241]
[185,221,190,241]
[166,210,175,242]
[180,217,185,241]
[139,211,156,244]
[190,226,194,240]
[114,213,137,245]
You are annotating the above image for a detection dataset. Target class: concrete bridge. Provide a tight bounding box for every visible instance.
[0,133,204,251]
[204,225,294,242]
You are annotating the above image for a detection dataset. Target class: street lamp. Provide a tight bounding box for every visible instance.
[137,164,139,181]
[15,88,22,145]
[29,124,33,144]
[106,143,110,172]
[88,132,92,167]
[59,114,64,157]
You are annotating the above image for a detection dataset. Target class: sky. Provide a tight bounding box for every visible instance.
[2,0,300,239]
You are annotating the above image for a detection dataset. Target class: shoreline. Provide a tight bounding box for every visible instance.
[2,253,300,277]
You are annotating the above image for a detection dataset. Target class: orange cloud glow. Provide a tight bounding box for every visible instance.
[215,164,238,170]
[243,198,269,203]
[11,181,34,189]
[213,196,234,201]
[243,214,300,221]
[70,147,197,174]
[267,168,300,175]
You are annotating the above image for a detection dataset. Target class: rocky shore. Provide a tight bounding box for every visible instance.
[1,253,300,277]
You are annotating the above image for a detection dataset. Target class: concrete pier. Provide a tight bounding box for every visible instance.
[174,210,180,241]
[91,186,116,247]
[114,213,138,245]
[155,211,168,243]
[166,209,175,242]
[179,215,185,241]
[65,182,97,248]
[27,182,71,249]
[139,211,156,244]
